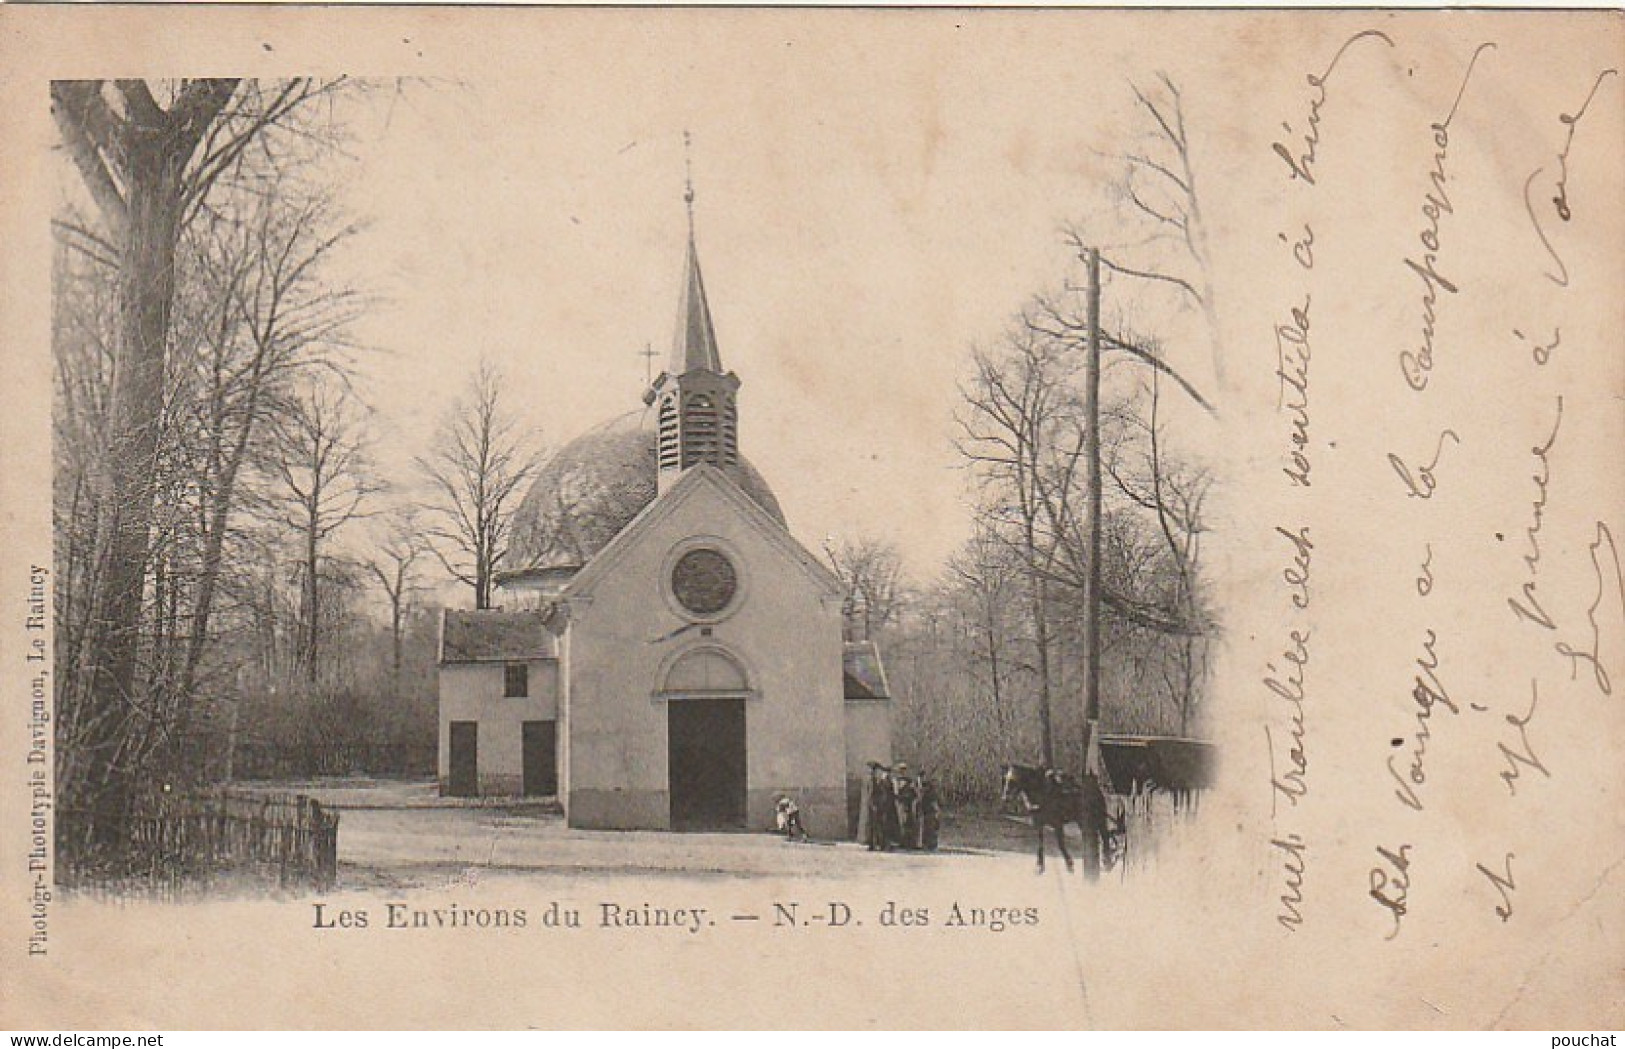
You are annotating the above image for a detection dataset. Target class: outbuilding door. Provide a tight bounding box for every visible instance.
[668,698,747,830]
[448,721,478,797]
[522,720,557,797]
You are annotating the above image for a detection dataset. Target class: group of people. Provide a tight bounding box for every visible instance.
[857,761,941,852]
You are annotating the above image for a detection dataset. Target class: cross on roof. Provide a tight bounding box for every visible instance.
[639,341,658,385]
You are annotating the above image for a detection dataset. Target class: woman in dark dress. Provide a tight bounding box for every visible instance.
[918,769,941,851]
[893,764,920,849]
[875,766,900,850]
[857,763,877,849]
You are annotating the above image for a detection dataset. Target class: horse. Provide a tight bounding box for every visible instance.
[1000,763,1118,877]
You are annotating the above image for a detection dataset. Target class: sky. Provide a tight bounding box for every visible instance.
[302,13,1225,582]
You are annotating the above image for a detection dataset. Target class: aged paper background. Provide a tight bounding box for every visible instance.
[1,6,1621,1030]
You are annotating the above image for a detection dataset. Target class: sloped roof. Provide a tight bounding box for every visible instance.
[671,233,722,374]
[505,411,784,575]
[1098,735,1216,794]
[439,610,556,664]
[562,463,840,603]
[843,641,891,701]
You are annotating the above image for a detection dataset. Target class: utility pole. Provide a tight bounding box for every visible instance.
[1081,246,1103,776]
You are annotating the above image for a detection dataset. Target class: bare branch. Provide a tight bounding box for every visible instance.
[50,82,129,235]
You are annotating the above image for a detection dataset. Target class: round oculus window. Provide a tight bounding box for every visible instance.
[670,548,738,616]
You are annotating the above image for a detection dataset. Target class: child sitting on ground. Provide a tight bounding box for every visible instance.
[774,795,808,842]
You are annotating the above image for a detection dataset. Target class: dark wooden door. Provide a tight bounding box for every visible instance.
[448,721,478,797]
[522,720,557,797]
[668,698,747,830]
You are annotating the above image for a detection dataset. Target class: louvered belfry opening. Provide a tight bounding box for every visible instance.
[658,394,681,471]
[653,227,742,492]
[720,393,739,467]
[684,393,717,467]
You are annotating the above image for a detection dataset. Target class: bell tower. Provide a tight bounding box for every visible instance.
[649,147,741,494]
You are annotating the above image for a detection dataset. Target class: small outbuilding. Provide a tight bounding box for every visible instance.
[437,610,558,797]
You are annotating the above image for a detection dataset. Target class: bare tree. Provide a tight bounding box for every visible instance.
[873,73,1224,792]
[51,233,118,692]
[1026,112,1221,635]
[170,178,363,702]
[945,524,1021,747]
[417,360,544,609]
[55,168,362,818]
[51,78,348,823]
[956,294,1216,766]
[955,326,1085,766]
[822,535,906,640]
[366,507,426,687]
[1070,72,1222,388]
[254,379,379,684]
[1103,361,1212,731]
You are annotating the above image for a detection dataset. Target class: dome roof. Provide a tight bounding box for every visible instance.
[506,409,785,575]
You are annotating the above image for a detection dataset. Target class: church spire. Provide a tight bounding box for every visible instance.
[671,232,722,375]
[671,132,722,376]
[652,134,741,493]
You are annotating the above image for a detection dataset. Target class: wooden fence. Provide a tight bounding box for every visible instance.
[62,788,339,891]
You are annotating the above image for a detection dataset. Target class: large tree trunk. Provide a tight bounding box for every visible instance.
[70,143,184,829]
[54,79,245,857]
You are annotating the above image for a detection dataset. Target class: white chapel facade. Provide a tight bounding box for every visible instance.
[436,214,891,839]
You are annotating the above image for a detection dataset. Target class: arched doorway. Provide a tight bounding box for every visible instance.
[662,646,749,831]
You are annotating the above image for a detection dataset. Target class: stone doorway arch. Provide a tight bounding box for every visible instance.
[661,645,750,830]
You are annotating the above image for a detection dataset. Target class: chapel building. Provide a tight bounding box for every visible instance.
[436,216,892,839]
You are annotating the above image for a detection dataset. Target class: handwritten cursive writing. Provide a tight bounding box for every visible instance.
[1556,522,1625,696]
[1524,170,1570,288]
[1277,297,1313,487]
[1524,68,1618,285]
[1272,833,1309,932]
[1496,680,1551,795]
[1506,398,1564,631]
[1476,853,1517,922]
[1279,224,1316,270]
[1368,844,1412,941]
[1388,429,1461,500]
[1271,30,1396,184]
[1552,69,1618,221]
[1387,630,1459,811]
[1399,43,1495,391]
[1513,326,1560,367]
[1278,525,1313,610]
[1264,628,1312,813]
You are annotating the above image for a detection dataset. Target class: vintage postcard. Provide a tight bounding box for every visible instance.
[0,5,1620,1031]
